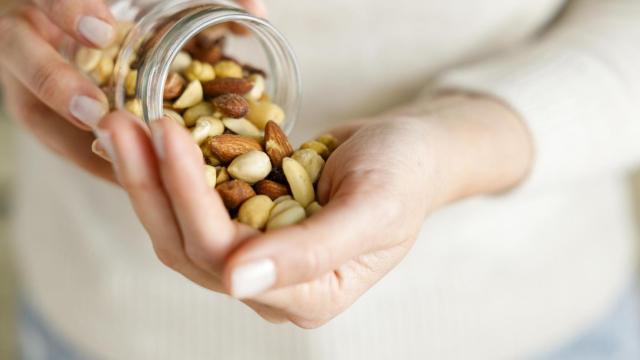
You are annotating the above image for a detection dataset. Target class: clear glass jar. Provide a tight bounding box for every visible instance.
[64,0,301,134]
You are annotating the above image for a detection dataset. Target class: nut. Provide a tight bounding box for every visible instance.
[203,78,253,97]
[216,167,230,184]
[227,150,272,184]
[247,100,285,129]
[255,180,290,200]
[266,204,306,230]
[306,202,323,217]
[173,80,203,109]
[163,109,185,127]
[216,180,256,210]
[193,44,223,64]
[163,72,186,100]
[264,120,294,167]
[237,195,275,230]
[185,60,216,82]
[214,60,243,78]
[206,134,262,163]
[204,165,217,188]
[273,195,293,204]
[212,94,249,118]
[300,140,330,159]
[192,117,225,144]
[91,56,114,85]
[125,70,138,97]
[269,199,301,219]
[114,21,134,45]
[75,47,103,73]
[125,98,143,117]
[282,157,315,207]
[245,74,265,101]
[170,51,192,73]
[103,45,120,59]
[222,118,261,138]
[316,134,339,152]
[291,149,325,183]
[183,102,215,127]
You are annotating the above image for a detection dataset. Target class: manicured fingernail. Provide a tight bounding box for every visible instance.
[94,129,120,179]
[231,259,276,298]
[70,96,107,129]
[149,120,165,159]
[91,139,111,162]
[77,16,114,48]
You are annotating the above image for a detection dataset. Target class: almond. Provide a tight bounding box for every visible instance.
[255,180,290,200]
[193,44,223,64]
[203,78,253,97]
[163,72,186,100]
[264,121,293,167]
[212,93,249,118]
[216,179,255,210]
[205,134,262,163]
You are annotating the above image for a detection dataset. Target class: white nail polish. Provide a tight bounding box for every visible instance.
[94,129,121,180]
[77,16,114,48]
[231,259,276,299]
[70,96,107,129]
[149,121,165,159]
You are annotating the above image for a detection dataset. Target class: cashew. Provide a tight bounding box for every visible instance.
[163,109,186,127]
[170,51,192,73]
[245,74,265,101]
[191,117,225,144]
[227,150,272,184]
[173,80,203,109]
[183,102,215,127]
[222,118,262,138]
[282,157,315,207]
[291,149,325,183]
[238,195,275,230]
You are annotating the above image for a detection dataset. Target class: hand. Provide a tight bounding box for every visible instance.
[0,0,266,183]
[97,93,532,328]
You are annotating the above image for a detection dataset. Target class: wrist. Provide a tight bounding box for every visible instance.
[420,93,534,206]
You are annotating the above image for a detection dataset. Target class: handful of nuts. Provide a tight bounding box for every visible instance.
[76,23,338,231]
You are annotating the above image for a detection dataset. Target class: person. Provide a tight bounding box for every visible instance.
[1,0,639,358]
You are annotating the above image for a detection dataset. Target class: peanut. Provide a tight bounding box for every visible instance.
[227,150,272,184]
[192,117,225,144]
[291,149,325,183]
[246,100,285,129]
[185,60,216,82]
[183,102,215,127]
[238,195,275,230]
[266,205,306,230]
[214,60,243,78]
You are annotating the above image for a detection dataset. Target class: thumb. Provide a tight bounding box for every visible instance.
[223,194,380,299]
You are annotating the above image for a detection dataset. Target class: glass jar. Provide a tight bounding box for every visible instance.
[64,0,301,134]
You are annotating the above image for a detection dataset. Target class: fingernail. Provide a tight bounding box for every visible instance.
[94,129,121,180]
[231,259,276,298]
[70,96,107,129]
[149,120,165,159]
[77,16,114,48]
[91,139,111,162]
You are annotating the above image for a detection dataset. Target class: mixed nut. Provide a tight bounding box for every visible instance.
[75,23,338,231]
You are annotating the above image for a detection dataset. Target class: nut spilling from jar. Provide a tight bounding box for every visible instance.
[76,23,336,231]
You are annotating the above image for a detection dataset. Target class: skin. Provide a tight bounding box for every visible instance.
[0,1,533,328]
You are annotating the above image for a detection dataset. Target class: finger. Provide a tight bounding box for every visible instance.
[1,73,115,183]
[0,14,109,130]
[149,117,237,273]
[32,0,115,48]
[236,0,267,18]
[223,193,384,299]
[98,111,227,292]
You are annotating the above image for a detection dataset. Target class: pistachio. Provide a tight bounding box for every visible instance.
[173,80,203,109]
[246,100,285,130]
[238,195,275,230]
[306,202,323,217]
[183,102,215,127]
[185,60,216,82]
[300,140,330,159]
[75,47,103,72]
[170,51,193,73]
[191,117,225,145]
[204,165,217,188]
[227,150,272,184]
[214,60,243,78]
[223,118,262,138]
[266,205,306,230]
[291,149,325,183]
[282,157,315,207]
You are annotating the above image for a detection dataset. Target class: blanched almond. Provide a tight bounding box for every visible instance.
[282,157,315,207]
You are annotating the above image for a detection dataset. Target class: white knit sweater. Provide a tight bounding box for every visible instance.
[11,0,640,359]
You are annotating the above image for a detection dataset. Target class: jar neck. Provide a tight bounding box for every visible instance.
[115,1,301,134]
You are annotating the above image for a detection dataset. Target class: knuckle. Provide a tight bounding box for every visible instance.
[121,175,156,195]
[301,240,332,279]
[184,241,218,269]
[31,62,64,100]
[155,248,182,270]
